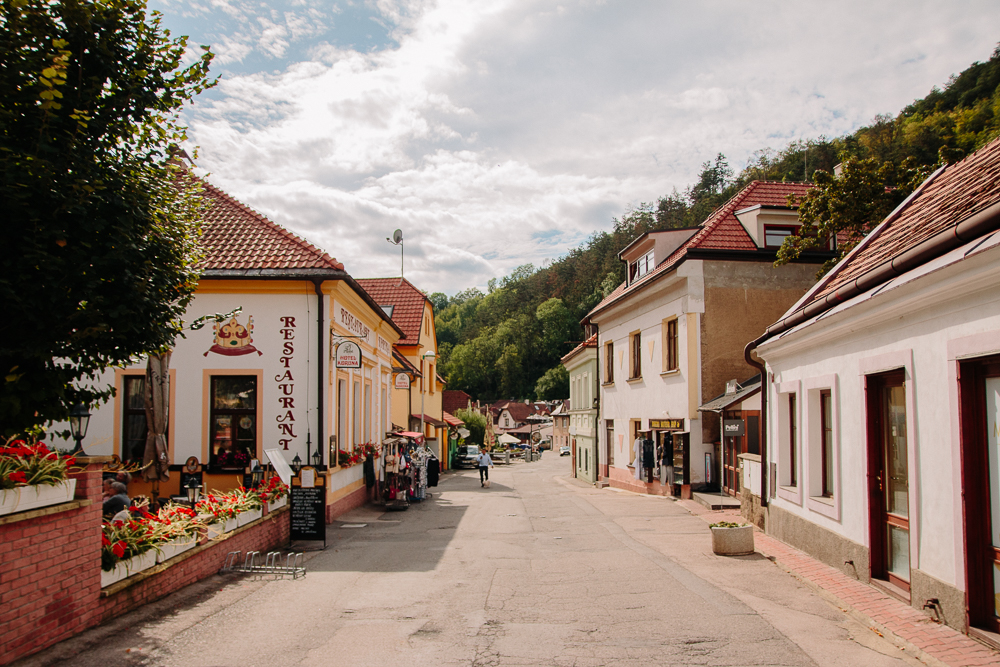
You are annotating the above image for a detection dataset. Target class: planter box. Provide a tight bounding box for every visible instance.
[156,535,198,563]
[224,517,238,532]
[236,508,262,527]
[710,525,755,556]
[101,549,156,588]
[0,479,77,517]
[267,497,287,513]
[206,521,226,540]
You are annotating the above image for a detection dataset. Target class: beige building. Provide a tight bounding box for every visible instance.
[586,181,829,497]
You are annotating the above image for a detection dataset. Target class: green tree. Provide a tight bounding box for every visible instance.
[534,365,569,400]
[454,408,488,446]
[427,292,449,313]
[775,157,930,276]
[1,0,215,434]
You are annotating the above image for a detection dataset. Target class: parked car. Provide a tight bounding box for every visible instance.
[455,445,480,468]
[559,446,570,456]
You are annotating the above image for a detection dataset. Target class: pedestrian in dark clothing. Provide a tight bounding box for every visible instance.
[477,451,493,487]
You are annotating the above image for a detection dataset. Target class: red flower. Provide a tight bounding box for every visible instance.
[112,541,126,558]
[64,457,76,466]
[102,534,111,547]
[7,471,27,484]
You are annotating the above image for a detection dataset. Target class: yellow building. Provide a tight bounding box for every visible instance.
[355,279,448,462]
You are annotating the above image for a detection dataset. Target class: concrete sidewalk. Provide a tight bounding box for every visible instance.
[680,503,1000,667]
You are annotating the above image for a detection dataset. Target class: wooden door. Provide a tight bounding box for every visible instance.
[866,371,910,595]
[959,356,1000,633]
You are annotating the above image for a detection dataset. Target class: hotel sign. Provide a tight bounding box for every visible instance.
[650,419,684,430]
[335,342,362,369]
[394,373,410,389]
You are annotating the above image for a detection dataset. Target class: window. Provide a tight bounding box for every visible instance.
[604,342,614,383]
[788,394,797,487]
[764,225,796,248]
[353,381,361,447]
[210,376,257,469]
[364,382,372,442]
[663,318,678,372]
[381,386,388,436]
[629,331,642,379]
[629,249,654,284]
[337,378,347,452]
[121,375,147,464]
[820,390,833,497]
[605,420,614,466]
[429,363,435,394]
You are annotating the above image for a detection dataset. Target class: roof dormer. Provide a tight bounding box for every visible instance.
[733,204,802,249]
[618,228,699,285]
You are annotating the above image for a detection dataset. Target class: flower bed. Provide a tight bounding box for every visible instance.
[0,439,79,516]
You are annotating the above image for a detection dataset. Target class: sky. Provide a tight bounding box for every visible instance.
[151,0,1000,295]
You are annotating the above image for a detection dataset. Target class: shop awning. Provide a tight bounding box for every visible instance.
[442,411,463,427]
[411,413,445,427]
[394,431,424,439]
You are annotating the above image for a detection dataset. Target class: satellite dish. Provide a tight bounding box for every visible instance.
[392,229,402,244]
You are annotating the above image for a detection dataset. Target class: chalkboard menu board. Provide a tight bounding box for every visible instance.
[290,484,326,545]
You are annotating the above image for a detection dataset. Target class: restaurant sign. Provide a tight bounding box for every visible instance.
[334,301,374,346]
[394,373,410,389]
[378,334,392,358]
[650,419,684,430]
[335,341,362,369]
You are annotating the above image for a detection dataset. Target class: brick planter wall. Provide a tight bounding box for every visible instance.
[0,459,292,666]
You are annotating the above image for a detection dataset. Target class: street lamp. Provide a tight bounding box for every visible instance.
[185,478,202,507]
[312,449,322,469]
[420,350,436,449]
[250,463,264,489]
[68,403,91,456]
[291,454,302,475]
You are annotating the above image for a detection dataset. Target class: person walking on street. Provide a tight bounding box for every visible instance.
[477,450,494,487]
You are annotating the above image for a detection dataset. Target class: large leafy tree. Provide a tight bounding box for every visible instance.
[1,0,215,434]
[775,157,930,276]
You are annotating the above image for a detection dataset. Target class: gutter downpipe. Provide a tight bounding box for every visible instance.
[313,280,325,465]
[746,197,1000,511]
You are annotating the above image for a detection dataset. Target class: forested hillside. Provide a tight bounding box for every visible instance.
[433,44,1000,403]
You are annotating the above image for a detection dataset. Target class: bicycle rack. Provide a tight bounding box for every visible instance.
[220,550,306,580]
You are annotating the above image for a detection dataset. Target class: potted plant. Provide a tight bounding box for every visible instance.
[154,503,204,563]
[197,492,240,536]
[216,449,250,471]
[232,487,263,526]
[709,521,755,556]
[0,439,78,516]
[101,515,166,587]
[259,476,289,512]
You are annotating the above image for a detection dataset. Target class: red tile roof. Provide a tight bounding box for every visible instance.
[588,181,813,317]
[798,136,1000,310]
[443,390,472,414]
[354,278,429,344]
[561,333,598,364]
[198,181,344,271]
[392,349,421,376]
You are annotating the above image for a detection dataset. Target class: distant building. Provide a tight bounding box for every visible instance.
[586,181,831,496]
[562,334,598,483]
[753,137,1000,634]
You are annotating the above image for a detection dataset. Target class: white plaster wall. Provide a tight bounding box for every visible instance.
[760,246,1000,591]
[594,263,707,481]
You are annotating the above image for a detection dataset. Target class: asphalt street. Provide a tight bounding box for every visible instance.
[23,454,924,667]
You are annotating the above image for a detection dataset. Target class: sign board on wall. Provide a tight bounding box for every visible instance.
[394,373,410,389]
[723,419,745,436]
[334,301,374,346]
[335,342,362,368]
[377,335,392,358]
[650,419,684,430]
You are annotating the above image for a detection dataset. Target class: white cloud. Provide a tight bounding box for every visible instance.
[166,0,1000,293]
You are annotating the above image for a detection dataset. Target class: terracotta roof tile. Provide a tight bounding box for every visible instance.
[588,181,813,316]
[354,278,430,344]
[443,390,473,414]
[561,333,598,363]
[198,181,344,271]
[802,136,1000,308]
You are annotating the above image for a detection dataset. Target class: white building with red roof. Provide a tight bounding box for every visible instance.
[752,137,1000,635]
[72,177,403,522]
[585,180,832,498]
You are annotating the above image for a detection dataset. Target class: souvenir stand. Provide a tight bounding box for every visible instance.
[382,433,416,511]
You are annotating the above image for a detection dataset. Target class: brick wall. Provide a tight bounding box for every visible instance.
[0,460,292,665]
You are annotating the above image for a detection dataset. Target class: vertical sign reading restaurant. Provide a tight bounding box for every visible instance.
[275,316,297,449]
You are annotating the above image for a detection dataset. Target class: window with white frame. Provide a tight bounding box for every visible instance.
[804,377,839,512]
[629,249,654,284]
[776,390,799,490]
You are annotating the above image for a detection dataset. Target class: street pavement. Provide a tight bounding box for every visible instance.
[22,454,925,666]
